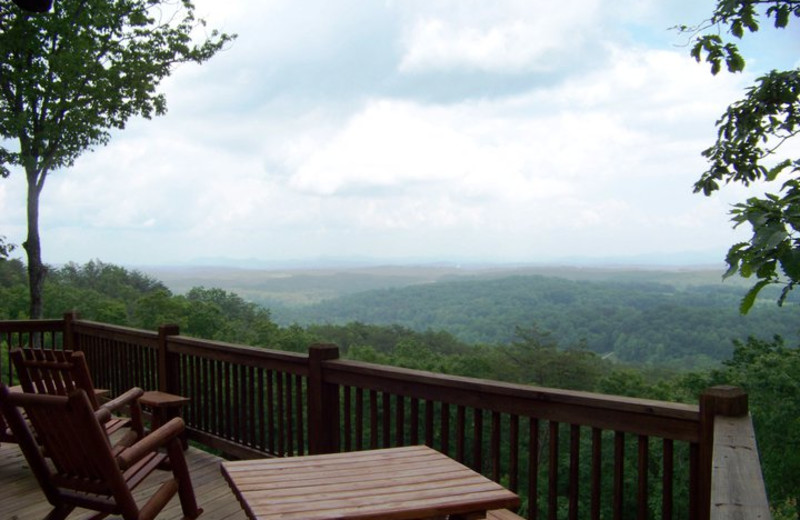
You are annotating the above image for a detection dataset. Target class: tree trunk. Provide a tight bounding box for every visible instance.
[23,167,46,319]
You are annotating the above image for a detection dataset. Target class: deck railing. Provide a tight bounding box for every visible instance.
[0,313,771,520]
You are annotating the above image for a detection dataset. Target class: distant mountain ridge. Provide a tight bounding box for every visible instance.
[268,272,797,369]
[142,263,739,307]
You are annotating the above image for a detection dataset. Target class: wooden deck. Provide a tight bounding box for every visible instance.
[0,439,525,520]
[0,441,248,520]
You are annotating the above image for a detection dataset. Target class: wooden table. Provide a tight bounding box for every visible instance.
[139,390,190,449]
[221,445,519,520]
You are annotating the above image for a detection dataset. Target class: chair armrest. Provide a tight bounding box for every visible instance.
[116,417,184,470]
[94,407,112,424]
[100,386,144,414]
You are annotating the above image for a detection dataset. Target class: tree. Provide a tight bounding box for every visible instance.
[0,1,234,318]
[682,1,800,313]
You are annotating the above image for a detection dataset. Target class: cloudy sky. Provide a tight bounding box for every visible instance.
[1,0,798,268]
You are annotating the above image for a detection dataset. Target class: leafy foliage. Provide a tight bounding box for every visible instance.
[0,235,14,258]
[682,1,800,312]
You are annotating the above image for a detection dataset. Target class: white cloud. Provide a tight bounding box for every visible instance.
[0,0,777,267]
[397,0,602,73]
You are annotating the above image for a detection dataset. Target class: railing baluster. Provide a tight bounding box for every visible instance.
[473,408,483,472]
[509,414,519,493]
[591,428,602,520]
[639,435,649,520]
[569,424,580,520]
[529,417,540,520]
[247,365,256,448]
[233,363,242,444]
[267,369,275,453]
[192,354,201,428]
[382,392,391,448]
[425,399,434,447]
[355,387,364,450]
[662,438,673,520]
[257,366,265,451]
[614,431,625,520]
[492,411,501,483]
[369,390,378,449]
[548,421,559,520]
[689,442,699,520]
[456,405,465,463]
[285,373,294,456]
[410,397,419,445]
[276,371,284,454]
[343,385,352,451]
[214,359,223,437]
[295,375,304,454]
[440,402,449,455]
[396,395,405,447]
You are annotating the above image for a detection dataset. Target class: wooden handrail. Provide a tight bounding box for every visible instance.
[710,414,771,519]
[0,316,772,520]
[322,358,701,442]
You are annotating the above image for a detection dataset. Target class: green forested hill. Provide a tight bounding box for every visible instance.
[273,275,799,367]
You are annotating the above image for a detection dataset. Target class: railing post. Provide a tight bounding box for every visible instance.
[698,385,748,520]
[157,324,180,393]
[308,343,340,455]
[63,311,79,351]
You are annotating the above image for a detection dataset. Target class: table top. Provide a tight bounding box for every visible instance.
[139,390,190,407]
[221,445,519,520]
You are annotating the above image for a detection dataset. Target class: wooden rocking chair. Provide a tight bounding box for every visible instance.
[10,348,145,446]
[0,384,203,520]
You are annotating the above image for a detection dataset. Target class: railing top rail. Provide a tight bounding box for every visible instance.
[167,335,310,375]
[0,319,64,333]
[72,319,159,346]
[710,414,771,520]
[324,358,701,442]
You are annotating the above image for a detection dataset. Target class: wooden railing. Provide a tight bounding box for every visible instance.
[0,313,771,520]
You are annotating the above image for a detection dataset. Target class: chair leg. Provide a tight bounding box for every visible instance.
[166,439,203,519]
[44,503,75,520]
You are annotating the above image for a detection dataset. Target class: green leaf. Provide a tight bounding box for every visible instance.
[766,159,792,181]
[731,20,743,38]
[775,7,790,28]
[739,279,771,314]
[763,228,788,250]
[778,248,800,281]
[724,242,748,279]
[778,282,795,306]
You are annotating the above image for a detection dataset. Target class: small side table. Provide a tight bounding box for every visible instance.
[139,390,190,449]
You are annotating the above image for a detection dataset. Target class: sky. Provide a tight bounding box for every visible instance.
[1,0,799,268]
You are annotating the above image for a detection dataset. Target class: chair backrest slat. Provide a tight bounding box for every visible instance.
[12,349,101,410]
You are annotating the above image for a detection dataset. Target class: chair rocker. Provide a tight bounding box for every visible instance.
[0,407,13,444]
[0,384,203,520]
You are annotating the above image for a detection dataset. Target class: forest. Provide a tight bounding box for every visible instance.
[273,272,800,369]
[0,258,797,516]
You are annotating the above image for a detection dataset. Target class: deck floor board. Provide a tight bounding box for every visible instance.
[0,442,248,520]
[1,442,523,520]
